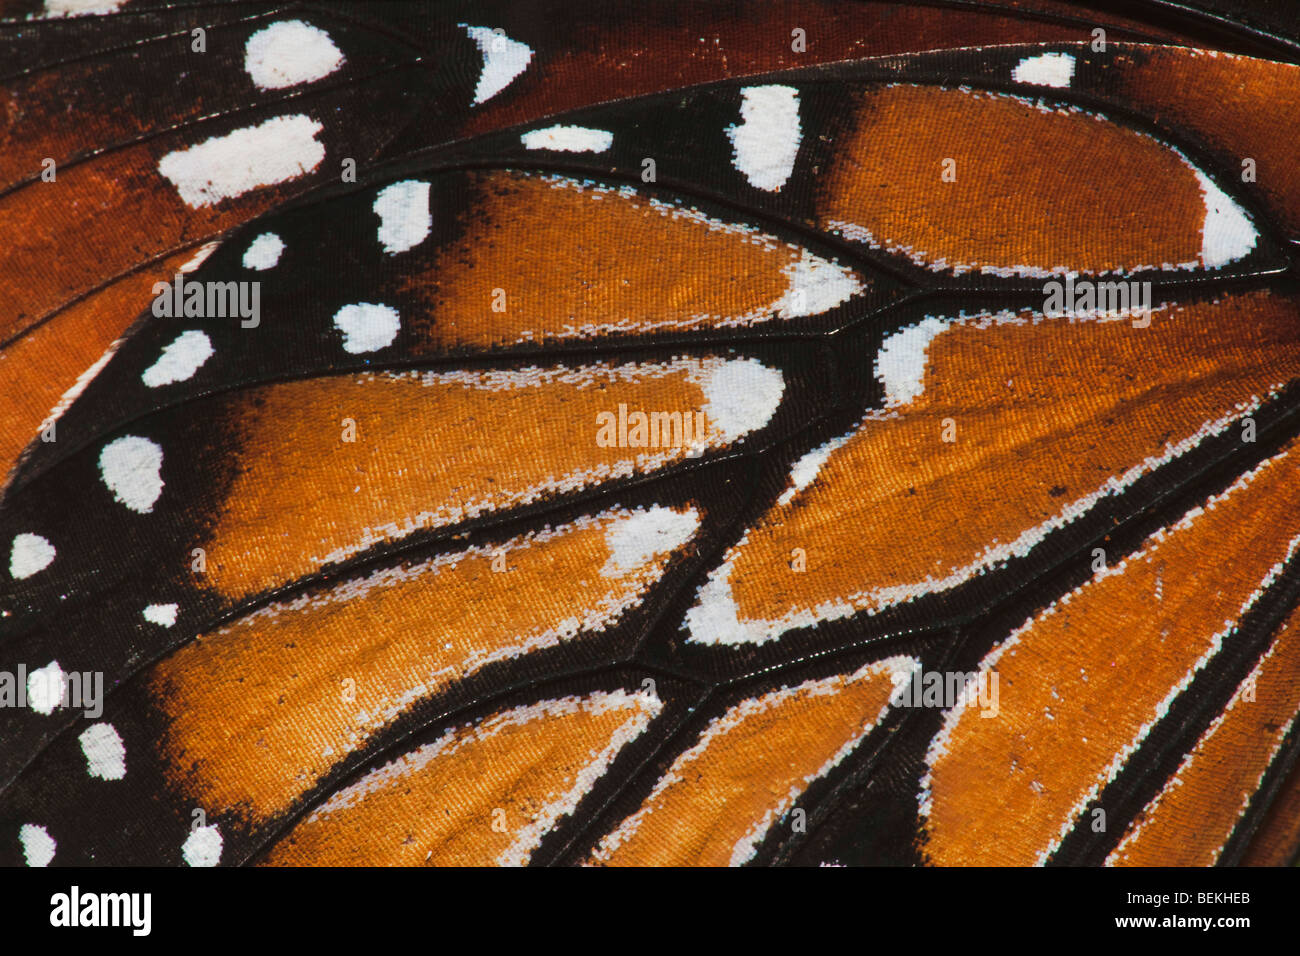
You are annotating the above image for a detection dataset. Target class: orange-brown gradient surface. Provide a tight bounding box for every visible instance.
[717,293,1299,637]
[202,360,762,599]
[401,171,865,349]
[922,438,1300,865]
[819,85,1209,274]
[262,691,659,866]
[154,508,696,823]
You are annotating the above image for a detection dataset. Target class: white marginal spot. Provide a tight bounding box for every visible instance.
[19,825,55,867]
[726,85,802,192]
[242,232,285,271]
[99,436,164,513]
[141,331,214,388]
[27,661,65,716]
[520,125,613,153]
[773,250,862,317]
[78,723,127,780]
[10,533,55,580]
[182,825,223,867]
[698,358,785,443]
[1011,52,1076,88]
[333,303,401,354]
[601,506,700,577]
[244,20,344,90]
[463,25,533,105]
[373,181,432,255]
[143,603,179,627]
[875,316,952,406]
[1194,169,1258,268]
[158,114,325,208]
[43,0,123,16]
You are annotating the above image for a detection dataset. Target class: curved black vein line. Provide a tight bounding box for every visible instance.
[0,4,294,83]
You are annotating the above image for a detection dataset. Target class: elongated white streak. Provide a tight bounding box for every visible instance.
[158,115,325,208]
[43,0,123,16]
[37,340,122,444]
[521,125,613,153]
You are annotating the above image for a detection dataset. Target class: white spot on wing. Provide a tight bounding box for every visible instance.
[144,603,179,627]
[521,125,613,153]
[142,330,213,388]
[699,358,785,443]
[158,114,325,208]
[243,232,284,270]
[79,723,127,780]
[1011,52,1076,88]
[19,825,55,867]
[10,533,55,580]
[333,303,401,353]
[182,825,223,867]
[244,20,344,90]
[773,250,862,317]
[27,661,65,715]
[875,317,952,406]
[99,436,164,513]
[373,181,432,255]
[43,0,123,16]
[463,25,533,105]
[727,85,802,192]
[601,506,700,577]
[1194,170,1258,268]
